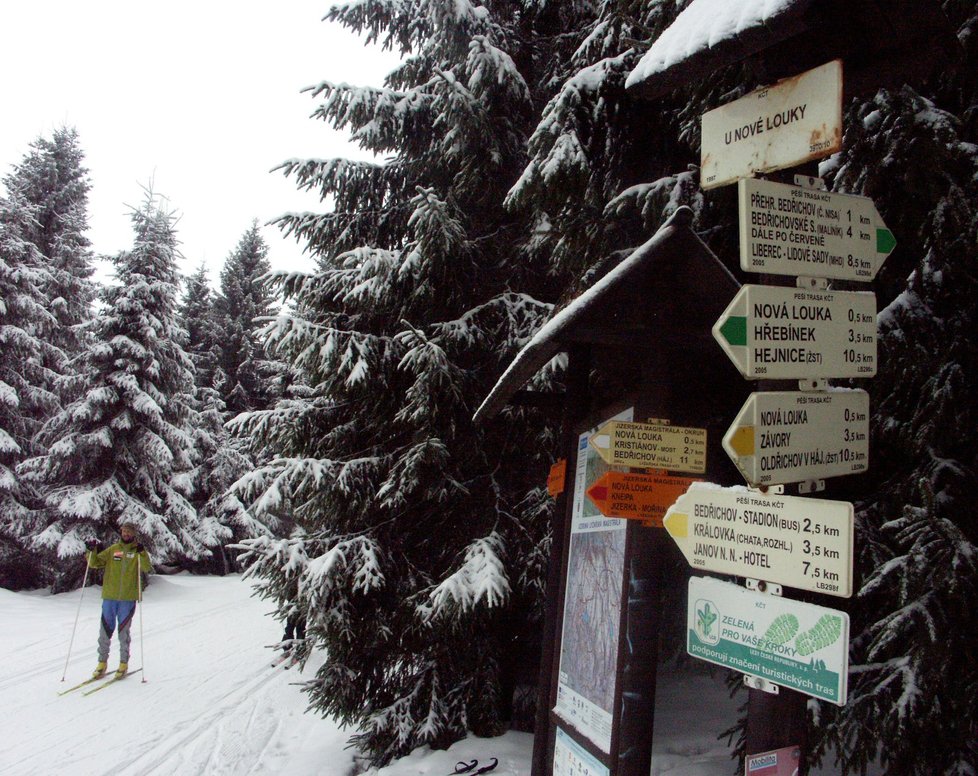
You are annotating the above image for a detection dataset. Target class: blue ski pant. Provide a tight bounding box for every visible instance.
[98,599,136,663]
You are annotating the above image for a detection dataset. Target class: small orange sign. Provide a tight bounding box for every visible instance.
[546,459,567,497]
[586,471,698,527]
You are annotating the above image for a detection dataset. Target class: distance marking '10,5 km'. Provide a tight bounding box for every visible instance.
[713,284,877,380]
[723,389,870,487]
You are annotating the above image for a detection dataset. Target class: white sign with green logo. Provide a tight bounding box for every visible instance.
[687,576,849,705]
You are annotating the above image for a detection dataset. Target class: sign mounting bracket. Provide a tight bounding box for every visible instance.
[797,479,826,494]
[796,276,829,290]
[798,378,828,391]
[744,675,781,695]
[746,579,783,596]
[794,174,827,191]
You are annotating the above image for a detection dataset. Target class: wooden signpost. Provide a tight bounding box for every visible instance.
[696,57,882,774]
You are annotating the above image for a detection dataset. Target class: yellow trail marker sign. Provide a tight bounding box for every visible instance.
[588,420,707,474]
[663,482,854,597]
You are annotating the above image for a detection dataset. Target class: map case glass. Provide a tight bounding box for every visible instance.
[554,408,632,753]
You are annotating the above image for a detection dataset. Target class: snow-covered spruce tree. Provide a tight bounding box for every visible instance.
[178,265,260,573]
[0,189,65,589]
[805,17,978,773]
[215,222,280,414]
[181,263,223,391]
[184,384,259,574]
[1,126,96,368]
[0,128,96,587]
[20,193,209,590]
[505,0,755,288]
[230,2,599,764]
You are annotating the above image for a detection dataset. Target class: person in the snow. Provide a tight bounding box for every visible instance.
[281,611,307,657]
[85,522,153,680]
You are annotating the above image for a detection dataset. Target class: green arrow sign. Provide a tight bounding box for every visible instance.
[739,178,896,282]
[713,284,878,380]
[718,315,746,347]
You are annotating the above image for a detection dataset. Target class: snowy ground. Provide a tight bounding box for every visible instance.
[0,574,853,776]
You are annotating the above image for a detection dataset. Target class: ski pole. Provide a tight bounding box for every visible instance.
[137,554,146,683]
[61,558,91,682]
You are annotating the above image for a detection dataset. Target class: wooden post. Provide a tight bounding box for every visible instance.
[531,345,591,776]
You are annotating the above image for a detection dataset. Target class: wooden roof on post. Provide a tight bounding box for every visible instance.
[473,207,739,423]
[624,0,958,101]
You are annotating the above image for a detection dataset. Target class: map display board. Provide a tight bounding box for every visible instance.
[553,727,610,776]
[555,408,632,754]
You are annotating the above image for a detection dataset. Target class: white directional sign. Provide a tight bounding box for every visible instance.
[588,420,707,473]
[739,177,896,281]
[713,285,877,380]
[663,482,854,597]
[700,60,842,190]
[723,390,870,486]
[687,576,849,704]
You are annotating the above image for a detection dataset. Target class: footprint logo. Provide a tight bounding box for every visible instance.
[794,614,842,656]
[762,614,799,645]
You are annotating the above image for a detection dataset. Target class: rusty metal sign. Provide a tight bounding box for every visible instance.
[701,60,842,190]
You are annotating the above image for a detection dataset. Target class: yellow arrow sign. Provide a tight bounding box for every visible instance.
[727,426,755,457]
[588,420,707,473]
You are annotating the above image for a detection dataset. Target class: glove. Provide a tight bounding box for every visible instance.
[85,539,100,552]
[135,543,145,552]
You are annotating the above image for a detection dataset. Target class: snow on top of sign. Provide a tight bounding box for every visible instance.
[626,0,802,88]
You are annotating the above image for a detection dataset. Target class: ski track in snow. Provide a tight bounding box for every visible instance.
[0,574,353,776]
[0,574,874,776]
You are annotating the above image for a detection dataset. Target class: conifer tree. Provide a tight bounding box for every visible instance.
[20,193,208,588]
[232,2,580,764]
[215,222,279,413]
[806,7,978,770]
[185,385,258,574]
[180,263,222,390]
[2,127,95,363]
[0,190,64,588]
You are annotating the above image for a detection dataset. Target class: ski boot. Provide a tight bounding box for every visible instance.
[114,662,128,679]
[92,661,107,680]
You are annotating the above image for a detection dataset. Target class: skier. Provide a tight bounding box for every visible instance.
[85,522,152,680]
[281,611,306,657]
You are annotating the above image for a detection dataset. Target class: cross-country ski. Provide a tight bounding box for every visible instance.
[57,673,114,697]
[81,668,143,696]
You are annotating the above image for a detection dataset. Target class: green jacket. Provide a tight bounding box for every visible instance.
[87,542,153,601]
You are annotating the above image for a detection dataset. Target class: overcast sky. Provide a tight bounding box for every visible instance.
[0,1,398,285]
